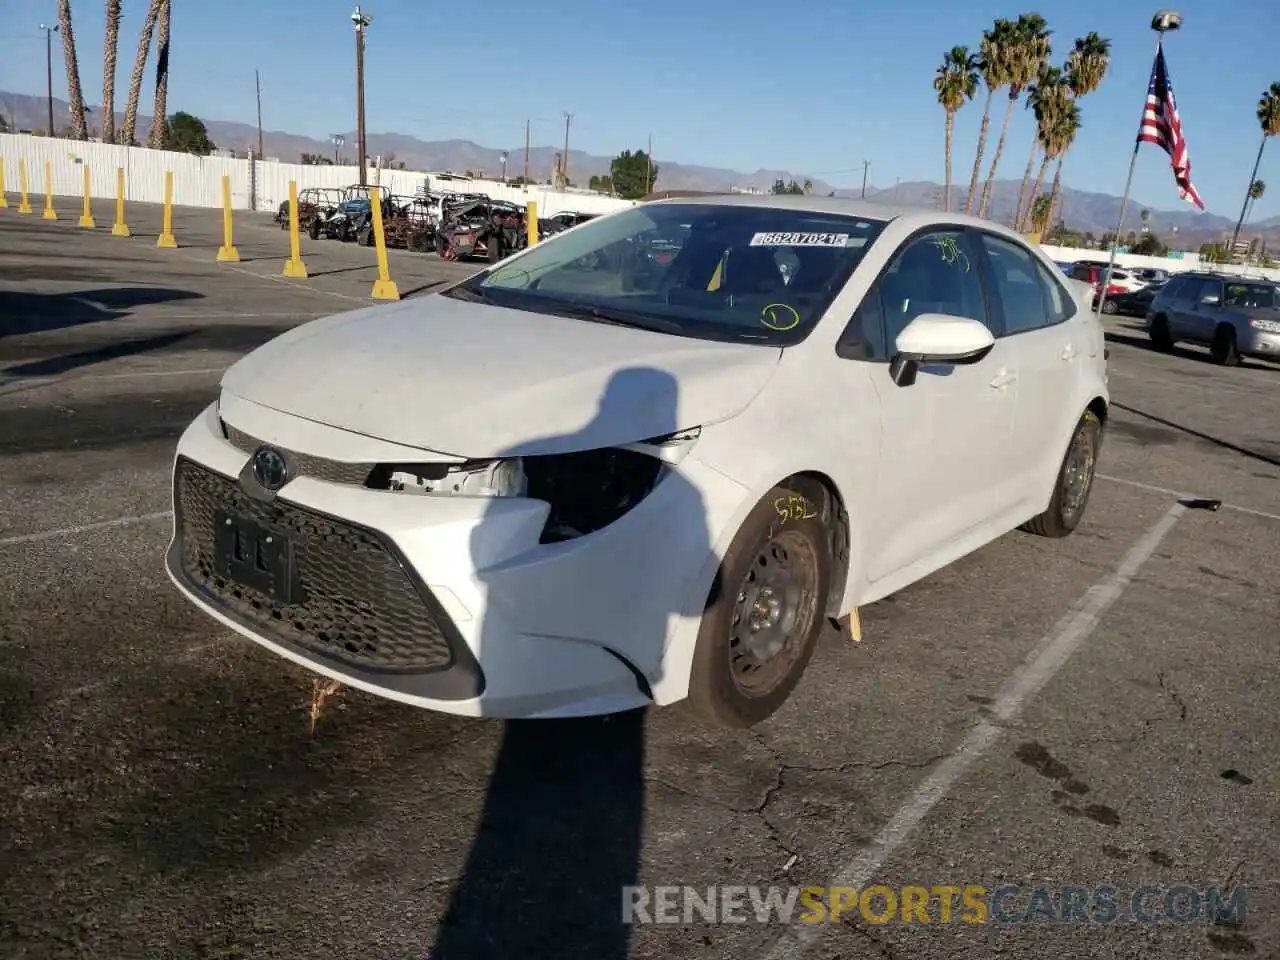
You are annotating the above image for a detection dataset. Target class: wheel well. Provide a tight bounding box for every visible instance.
[1086,396,1108,426]
[779,471,850,618]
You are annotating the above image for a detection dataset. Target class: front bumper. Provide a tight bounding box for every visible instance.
[165,400,750,718]
[1241,327,1280,359]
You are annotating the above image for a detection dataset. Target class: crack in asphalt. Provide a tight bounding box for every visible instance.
[1156,671,1189,722]
[842,918,901,960]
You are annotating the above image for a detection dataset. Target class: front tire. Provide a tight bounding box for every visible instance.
[1021,409,1102,539]
[686,484,831,728]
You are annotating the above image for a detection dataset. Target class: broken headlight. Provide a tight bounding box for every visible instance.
[373,428,700,543]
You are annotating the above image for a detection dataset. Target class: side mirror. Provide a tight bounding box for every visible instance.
[889,313,995,387]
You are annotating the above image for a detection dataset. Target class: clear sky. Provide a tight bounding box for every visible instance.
[2,0,1276,220]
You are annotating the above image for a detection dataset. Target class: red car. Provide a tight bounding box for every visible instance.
[1067,262,1130,307]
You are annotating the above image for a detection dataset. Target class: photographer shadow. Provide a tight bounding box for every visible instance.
[431,365,711,960]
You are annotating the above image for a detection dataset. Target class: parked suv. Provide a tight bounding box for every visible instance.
[1145,272,1280,365]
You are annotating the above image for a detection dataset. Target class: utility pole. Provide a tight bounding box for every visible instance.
[561,112,572,187]
[352,6,373,185]
[646,133,653,194]
[861,160,870,199]
[254,70,264,158]
[40,23,58,136]
[524,119,530,183]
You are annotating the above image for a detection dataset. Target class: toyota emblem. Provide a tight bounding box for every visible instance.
[251,446,290,491]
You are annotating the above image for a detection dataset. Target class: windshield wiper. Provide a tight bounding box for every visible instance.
[554,302,685,333]
[444,284,490,303]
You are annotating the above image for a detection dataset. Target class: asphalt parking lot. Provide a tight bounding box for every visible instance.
[1,202,1277,960]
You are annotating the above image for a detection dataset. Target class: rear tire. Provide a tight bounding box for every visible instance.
[1210,325,1241,366]
[1020,410,1102,539]
[1149,314,1173,352]
[686,484,831,729]
[1101,299,1118,315]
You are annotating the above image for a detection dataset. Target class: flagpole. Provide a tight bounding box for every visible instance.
[1097,10,1183,318]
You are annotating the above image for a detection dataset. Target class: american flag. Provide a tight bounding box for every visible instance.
[1137,45,1205,210]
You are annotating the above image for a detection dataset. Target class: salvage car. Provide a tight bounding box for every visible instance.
[435,198,526,261]
[166,195,1109,728]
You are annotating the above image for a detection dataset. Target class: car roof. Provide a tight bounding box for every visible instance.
[641,193,1037,245]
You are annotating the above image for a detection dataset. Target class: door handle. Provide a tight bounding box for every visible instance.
[989,370,1016,389]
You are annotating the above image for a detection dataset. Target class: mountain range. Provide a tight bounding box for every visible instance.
[4,90,1277,249]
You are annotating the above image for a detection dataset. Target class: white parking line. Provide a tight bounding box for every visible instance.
[763,500,1187,960]
[0,510,172,547]
[1097,473,1280,523]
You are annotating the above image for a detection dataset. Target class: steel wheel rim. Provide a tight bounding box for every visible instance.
[1062,424,1097,519]
[729,530,820,697]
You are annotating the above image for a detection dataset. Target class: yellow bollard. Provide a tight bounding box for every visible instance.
[0,158,7,209]
[42,161,57,220]
[111,167,131,236]
[216,175,240,262]
[18,159,33,214]
[156,170,177,247]
[281,180,309,278]
[368,186,400,300]
[77,165,96,228]
[526,200,539,246]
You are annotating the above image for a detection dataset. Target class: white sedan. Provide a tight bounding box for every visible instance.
[166,195,1109,728]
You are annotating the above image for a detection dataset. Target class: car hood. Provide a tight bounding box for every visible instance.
[220,294,783,458]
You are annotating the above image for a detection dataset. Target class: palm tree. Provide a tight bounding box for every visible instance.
[148,0,172,148]
[57,0,88,139]
[1013,64,1063,229]
[979,13,1051,219]
[1041,32,1110,232]
[1229,82,1280,253]
[101,0,122,142]
[1249,179,1266,213]
[1040,101,1081,237]
[964,19,1015,214]
[935,46,980,213]
[122,0,161,145]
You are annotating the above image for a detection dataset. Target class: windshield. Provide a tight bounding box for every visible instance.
[449,203,888,344]
[1224,283,1278,309]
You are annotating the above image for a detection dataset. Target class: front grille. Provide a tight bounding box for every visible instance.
[173,458,456,673]
[223,422,375,486]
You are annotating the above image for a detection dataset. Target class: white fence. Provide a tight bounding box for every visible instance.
[5,132,1278,282]
[1038,243,1280,282]
[0,133,637,219]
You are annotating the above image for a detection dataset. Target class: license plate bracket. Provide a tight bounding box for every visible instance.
[213,511,303,604]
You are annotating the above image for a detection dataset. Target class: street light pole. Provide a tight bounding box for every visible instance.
[352,6,373,186]
[40,23,58,136]
[499,152,508,182]
[861,160,869,198]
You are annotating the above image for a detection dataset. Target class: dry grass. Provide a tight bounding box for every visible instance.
[308,677,345,733]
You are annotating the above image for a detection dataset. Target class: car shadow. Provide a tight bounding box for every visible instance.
[1111,402,1280,468]
[1103,329,1278,370]
[0,287,204,339]
[1,330,196,378]
[431,366,712,960]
